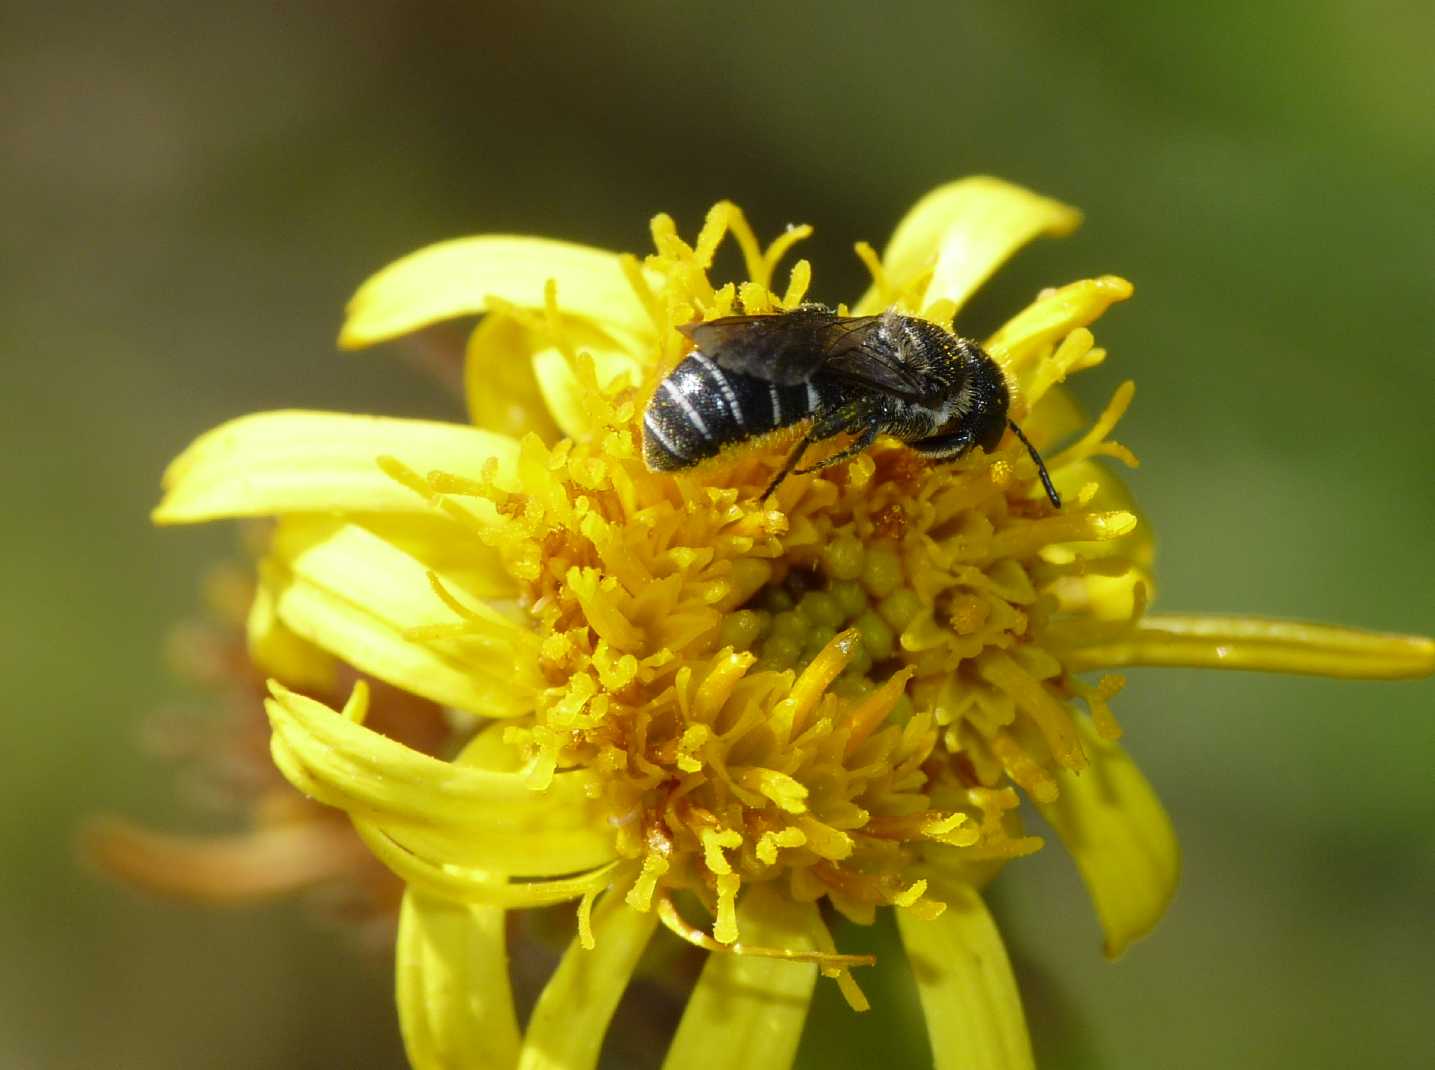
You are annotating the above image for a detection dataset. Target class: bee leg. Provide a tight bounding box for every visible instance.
[762,407,880,500]
[913,424,1061,508]
[794,422,879,475]
[908,427,976,460]
[761,430,817,501]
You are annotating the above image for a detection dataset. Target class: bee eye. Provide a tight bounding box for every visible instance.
[975,408,1007,452]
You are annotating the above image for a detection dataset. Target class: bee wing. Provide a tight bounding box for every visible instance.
[682,309,883,386]
[682,310,941,398]
[820,336,938,399]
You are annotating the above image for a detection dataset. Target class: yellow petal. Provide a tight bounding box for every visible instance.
[245,578,339,691]
[397,888,519,1070]
[354,822,620,903]
[1059,614,1435,680]
[1023,383,1087,444]
[271,515,520,637]
[985,276,1134,382]
[854,177,1081,316]
[518,886,659,1070]
[1042,458,1155,621]
[340,236,654,349]
[662,884,821,1070]
[351,513,517,600]
[354,816,620,888]
[266,682,615,877]
[154,410,518,524]
[267,561,519,717]
[533,345,644,442]
[897,879,1034,1070]
[464,312,562,442]
[267,517,537,716]
[1037,717,1179,958]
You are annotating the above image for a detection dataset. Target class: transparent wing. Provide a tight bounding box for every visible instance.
[682,309,940,398]
[680,309,872,385]
[821,335,937,398]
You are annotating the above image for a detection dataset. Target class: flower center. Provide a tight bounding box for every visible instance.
[374,203,1147,994]
[391,400,1132,936]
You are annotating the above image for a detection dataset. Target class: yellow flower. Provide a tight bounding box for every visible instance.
[154,177,1434,1069]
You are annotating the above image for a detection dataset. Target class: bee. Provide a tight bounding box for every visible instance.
[642,305,1061,506]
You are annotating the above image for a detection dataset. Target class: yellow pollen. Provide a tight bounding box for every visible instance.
[330,202,1168,980]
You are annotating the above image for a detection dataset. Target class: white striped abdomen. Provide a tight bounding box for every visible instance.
[643,351,825,470]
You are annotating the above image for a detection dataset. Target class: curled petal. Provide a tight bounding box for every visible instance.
[464,313,562,441]
[266,563,521,717]
[661,884,822,1070]
[246,579,339,690]
[854,176,1081,316]
[1037,718,1179,958]
[266,518,535,716]
[897,879,1034,1070]
[397,889,519,1070]
[265,683,614,876]
[340,236,654,349]
[1023,383,1088,444]
[518,884,659,1070]
[154,410,519,524]
[354,822,621,904]
[1060,614,1435,680]
[986,276,1133,383]
[1041,458,1155,622]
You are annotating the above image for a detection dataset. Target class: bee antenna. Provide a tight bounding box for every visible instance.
[1007,420,1061,509]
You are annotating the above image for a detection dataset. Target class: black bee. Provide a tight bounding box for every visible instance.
[642,306,1061,506]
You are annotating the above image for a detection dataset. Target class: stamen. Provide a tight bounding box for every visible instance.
[755,827,807,864]
[722,204,766,288]
[375,455,504,538]
[625,850,671,912]
[656,893,877,970]
[977,652,1087,772]
[340,680,370,724]
[713,872,741,943]
[1070,674,1126,740]
[618,252,663,333]
[693,202,733,268]
[1046,380,1138,472]
[989,509,1137,559]
[990,731,1059,803]
[782,259,812,307]
[576,885,600,950]
[1025,327,1095,407]
[852,240,891,308]
[844,666,916,755]
[806,915,873,1013]
[762,224,814,287]
[862,811,970,841]
[776,628,861,737]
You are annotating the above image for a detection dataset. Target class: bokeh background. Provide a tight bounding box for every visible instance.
[5,3,1433,1067]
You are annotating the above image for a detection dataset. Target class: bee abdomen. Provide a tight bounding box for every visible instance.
[643,352,816,471]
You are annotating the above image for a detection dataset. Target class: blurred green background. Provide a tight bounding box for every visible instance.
[5,2,1432,1067]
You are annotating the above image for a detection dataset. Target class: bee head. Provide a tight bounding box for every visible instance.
[963,348,1011,453]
